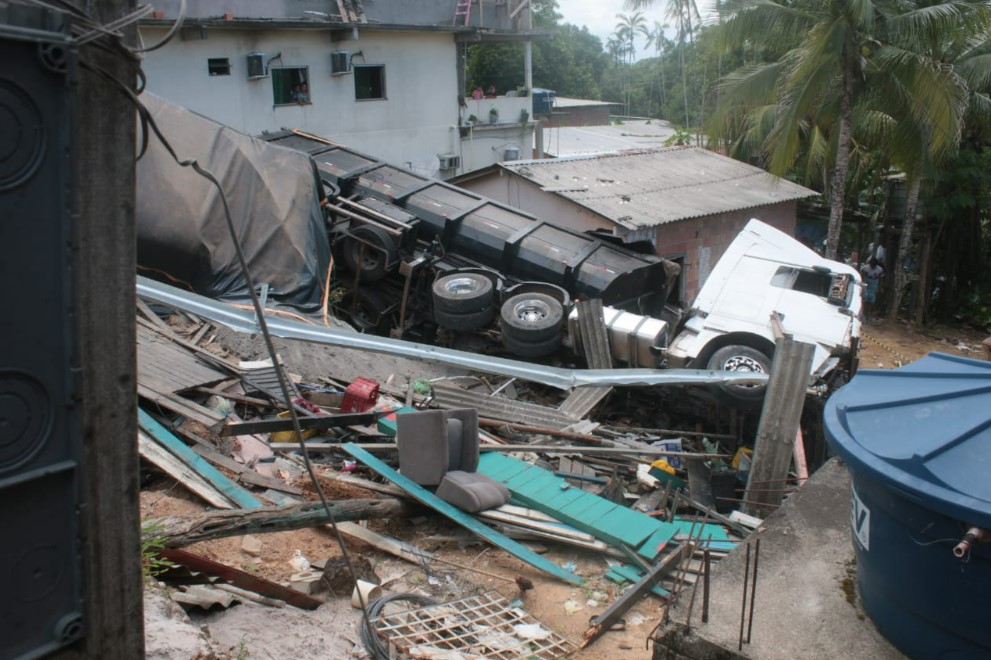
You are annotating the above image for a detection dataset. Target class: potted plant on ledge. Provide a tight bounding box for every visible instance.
[488,107,499,124]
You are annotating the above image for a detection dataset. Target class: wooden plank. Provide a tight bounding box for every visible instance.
[221,411,383,436]
[478,453,667,548]
[138,383,226,428]
[636,527,677,561]
[334,521,433,564]
[138,431,232,509]
[190,444,304,496]
[160,548,322,610]
[139,408,262,509]
[341,444,581,585]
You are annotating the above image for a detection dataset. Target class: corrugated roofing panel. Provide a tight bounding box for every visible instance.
[503,147,817,229]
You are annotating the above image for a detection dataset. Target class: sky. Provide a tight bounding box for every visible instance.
[556,0,669,60]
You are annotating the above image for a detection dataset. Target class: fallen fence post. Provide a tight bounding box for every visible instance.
[742,337,815,516]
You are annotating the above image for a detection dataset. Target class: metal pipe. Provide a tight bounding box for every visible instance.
[953,526,990,558]
[738,542,751,651]
[138,276,771,392]
[701,549,711,623]
[746,537,761,643]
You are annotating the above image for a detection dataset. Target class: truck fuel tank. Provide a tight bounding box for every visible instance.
[568,306,669,368]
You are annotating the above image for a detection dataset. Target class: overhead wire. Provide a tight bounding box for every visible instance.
[62,2,383,651]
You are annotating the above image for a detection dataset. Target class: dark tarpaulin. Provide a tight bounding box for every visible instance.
[136,93,329,310]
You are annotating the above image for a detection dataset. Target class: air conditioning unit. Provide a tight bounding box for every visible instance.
[331,50,351,75]
[246,52,267,79]
[438,154,460,170]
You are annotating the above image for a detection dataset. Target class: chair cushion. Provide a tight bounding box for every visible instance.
[435,471,511,513]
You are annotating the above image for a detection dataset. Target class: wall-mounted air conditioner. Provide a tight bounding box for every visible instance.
[331,50,351,75]
[246,52,267,79]
[438,154,460,170]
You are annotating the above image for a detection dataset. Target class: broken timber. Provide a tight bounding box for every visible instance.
[340,443,582,585]
[138,408,262,509]
[220,410,384,436]
[582,544,692,648]
[160,548,322,610]
[145,499,408,547]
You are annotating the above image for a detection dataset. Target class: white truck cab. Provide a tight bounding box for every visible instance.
[665,219,862,403]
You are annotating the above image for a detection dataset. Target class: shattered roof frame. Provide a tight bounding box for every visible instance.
[501,147,818,230]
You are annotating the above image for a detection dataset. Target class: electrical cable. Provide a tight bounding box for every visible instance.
[359,593,439,659]
[65,3,382,649]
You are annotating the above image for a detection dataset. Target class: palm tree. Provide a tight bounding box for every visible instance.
[628,0,699,128]
[875,3,991,319]
[615,12,649,115]
[645,21,672,117]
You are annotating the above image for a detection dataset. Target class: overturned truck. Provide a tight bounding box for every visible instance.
[262,130,862,404]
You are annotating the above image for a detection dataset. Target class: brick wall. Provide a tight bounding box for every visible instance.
[653,202,798,302]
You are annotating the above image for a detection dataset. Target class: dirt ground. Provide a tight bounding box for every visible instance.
[857,319,988,368]
[143,319,991,659]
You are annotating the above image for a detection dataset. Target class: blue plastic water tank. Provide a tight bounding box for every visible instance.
[531,88,556,116]
[825,353,991,659]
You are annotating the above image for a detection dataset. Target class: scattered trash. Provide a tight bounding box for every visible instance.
[564,599,585,615]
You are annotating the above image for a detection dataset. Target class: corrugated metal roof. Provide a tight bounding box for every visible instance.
[543,120,676,157]
[502,147,818,229]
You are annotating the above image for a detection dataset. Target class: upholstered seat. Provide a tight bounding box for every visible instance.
[396,408,509,513]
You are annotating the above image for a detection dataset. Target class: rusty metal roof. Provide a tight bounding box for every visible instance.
[501,147,818,230]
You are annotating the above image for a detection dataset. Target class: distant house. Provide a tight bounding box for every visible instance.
[139,0,539,179]
[453,147,818,303]
[536,97,622,128]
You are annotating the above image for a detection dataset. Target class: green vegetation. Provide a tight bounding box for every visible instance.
[465,0,991,328]
[140,519,173,581]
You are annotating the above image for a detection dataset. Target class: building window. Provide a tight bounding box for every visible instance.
[272,67,310,106]
[207,58,231,76]
[354,65,386,101]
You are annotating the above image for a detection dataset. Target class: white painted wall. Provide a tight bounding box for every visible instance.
[140,27,463,178]
[459,170,612,233]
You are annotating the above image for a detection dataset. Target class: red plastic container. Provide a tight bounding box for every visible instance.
[341,377,379,413]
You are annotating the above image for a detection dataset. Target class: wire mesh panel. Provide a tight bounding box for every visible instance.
[373,591,577,658]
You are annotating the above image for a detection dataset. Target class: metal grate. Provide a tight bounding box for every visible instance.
[373,591,577,658]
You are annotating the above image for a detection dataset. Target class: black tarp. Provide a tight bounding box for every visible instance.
[136,94,329,309]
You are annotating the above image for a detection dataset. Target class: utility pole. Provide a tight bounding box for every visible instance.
[60,0,143,656]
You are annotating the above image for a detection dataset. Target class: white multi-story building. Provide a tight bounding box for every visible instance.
[140,0,539,178]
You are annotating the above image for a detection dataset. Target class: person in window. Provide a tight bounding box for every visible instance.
[291,82,310,105]
[471,85,483,100]
[485,85,497,98]
[860,257,883,322]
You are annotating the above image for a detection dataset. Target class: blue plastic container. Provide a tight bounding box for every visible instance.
[825,353,991,659]
[531,88,556,116]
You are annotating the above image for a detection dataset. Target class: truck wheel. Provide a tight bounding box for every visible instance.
[347,288,392,334]
[432,273,494,314]
[707,345,772,405]
[500,293,563,342]
[342,225,396,282]
[502,330,561,359]
[434,304,495,331]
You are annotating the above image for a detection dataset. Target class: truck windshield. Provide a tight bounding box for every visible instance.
[771,266,854,307]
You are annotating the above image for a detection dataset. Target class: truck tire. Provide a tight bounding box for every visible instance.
[434,304,495,331]
[347,287,392,334]
[342,225,396,282]
[500,293,563,342]
[707,345,772,405]
[432,273,494,314]
[502,329,561,359]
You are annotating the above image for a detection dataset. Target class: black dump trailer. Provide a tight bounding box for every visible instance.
[260,131,680,357]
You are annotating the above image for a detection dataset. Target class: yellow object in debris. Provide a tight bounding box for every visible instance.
[270,410,320,443]
[732,447,753,471]
[649,459,676,476]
